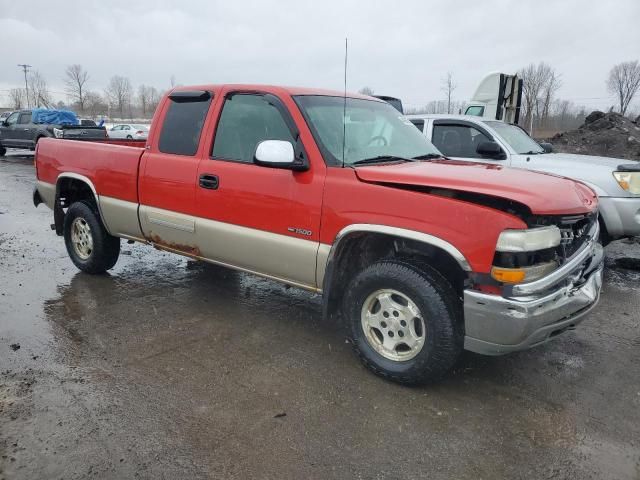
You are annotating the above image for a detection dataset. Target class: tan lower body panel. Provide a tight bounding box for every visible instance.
[36,181,56,210]
[99,196,143,239]
[139,205,323,289]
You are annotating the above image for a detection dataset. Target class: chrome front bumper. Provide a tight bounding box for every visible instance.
[463,231,604,356]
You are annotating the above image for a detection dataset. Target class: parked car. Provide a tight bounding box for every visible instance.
[107,124,149,140]
[0,111,12,123]
[408,114,640,243]
[33,85,603,384]
[78,118,97,127]
[0,109,106,156]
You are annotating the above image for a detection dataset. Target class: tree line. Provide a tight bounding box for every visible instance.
[6,65,165,120]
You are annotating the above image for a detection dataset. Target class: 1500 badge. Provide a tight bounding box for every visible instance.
[287,227,312,236]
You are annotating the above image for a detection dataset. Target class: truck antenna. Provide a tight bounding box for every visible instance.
[342,38,348,168]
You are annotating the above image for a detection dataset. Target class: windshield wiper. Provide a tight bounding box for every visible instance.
[412,153,443,160]
[351,155,417,166]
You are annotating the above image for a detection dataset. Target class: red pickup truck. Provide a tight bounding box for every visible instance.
[34,84,604,384]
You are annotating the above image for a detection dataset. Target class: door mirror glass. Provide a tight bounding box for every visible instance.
[254,140,295,168]
[539,142,553,153]
[476,141,506,160]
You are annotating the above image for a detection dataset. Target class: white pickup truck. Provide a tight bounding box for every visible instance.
[407,113,640,242]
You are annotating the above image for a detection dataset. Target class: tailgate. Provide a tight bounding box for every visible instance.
[62,126,107,140]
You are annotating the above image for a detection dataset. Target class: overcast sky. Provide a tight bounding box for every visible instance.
[1,0,639,112]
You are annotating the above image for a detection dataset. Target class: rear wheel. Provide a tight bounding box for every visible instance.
[343,261,463,385]
[0,145,6,157]
[126,135,133,139]
[63,201,120,273]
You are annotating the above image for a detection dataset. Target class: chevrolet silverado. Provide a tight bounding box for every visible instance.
[33,84,604,384]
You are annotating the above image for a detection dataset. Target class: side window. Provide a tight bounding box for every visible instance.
[212,94,295,163]
[158,95,212,156]
[5,112,19,126]
[410,119,425,133]
[18,113,31,124]
[432,124,491,158]
[123,125,130,130]
[465,106,485,117]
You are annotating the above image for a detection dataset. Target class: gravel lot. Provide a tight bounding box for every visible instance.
[1,151,639,479]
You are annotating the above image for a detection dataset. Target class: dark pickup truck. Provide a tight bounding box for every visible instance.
[0,109,106,155]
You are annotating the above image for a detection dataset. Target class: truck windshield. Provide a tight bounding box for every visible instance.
[294,95,441,166]
[485,121,544,154]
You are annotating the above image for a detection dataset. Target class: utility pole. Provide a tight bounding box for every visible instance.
[17,64,32,108]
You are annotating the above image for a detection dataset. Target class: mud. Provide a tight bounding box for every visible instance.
[1,151,640,479]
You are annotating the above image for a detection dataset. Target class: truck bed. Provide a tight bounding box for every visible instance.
[36,138,144,204]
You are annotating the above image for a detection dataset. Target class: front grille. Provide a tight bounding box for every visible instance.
[528,213,596,263]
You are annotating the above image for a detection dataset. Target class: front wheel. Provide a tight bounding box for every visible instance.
[63,201,120,274]
[343,261,463,385]
[0,145,6,157]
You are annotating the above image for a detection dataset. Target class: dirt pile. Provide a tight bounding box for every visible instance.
[549,111,640,160]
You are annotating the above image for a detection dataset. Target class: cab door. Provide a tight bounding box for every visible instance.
[0,112,22,147]
[193,89,326,289]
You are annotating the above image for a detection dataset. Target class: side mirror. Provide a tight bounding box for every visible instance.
[254,140,308,171]
[539,142,553,153]
[476,141,507,160]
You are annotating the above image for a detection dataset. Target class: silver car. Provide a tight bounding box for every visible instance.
[408,114,640,242]
[108,123,149,140]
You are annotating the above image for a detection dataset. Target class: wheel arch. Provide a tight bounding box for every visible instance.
[54,173,106,236]
[321,224,471,321]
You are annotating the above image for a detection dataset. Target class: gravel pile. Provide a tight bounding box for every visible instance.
[548,111,640,161]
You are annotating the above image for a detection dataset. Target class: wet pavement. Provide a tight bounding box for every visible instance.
[1,151,639,479]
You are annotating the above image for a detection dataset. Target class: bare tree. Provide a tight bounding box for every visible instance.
[358,86,375,96]
[8,88,26,109]
[105,76,133,119]
[441,72,457,114]
[64,64,90,113]
[147,87,161,115]
[84,91,109,118]
[607,60,640,115]
[519,62,557,131]
[27,71,53,108]
[541,71,561,122]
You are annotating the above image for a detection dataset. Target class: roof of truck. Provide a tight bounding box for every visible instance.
[170,84,382,101]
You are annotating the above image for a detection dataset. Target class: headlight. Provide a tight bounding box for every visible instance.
[53,128,64,139]
[613,171,640,194]
[495,226,561,252]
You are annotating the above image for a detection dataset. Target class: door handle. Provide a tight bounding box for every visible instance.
[24,128,30,131]
[199,174,219,190]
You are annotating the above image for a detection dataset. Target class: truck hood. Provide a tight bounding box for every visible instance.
[354,159,597,215]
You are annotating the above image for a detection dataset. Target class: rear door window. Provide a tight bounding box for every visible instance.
[18,113,31,124]
[158,92,212,156]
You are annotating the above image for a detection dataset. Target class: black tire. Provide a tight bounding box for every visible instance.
[63,201,120,274]
[343,261,463,385]
[0,145,6,157]
[126,135,133,139]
